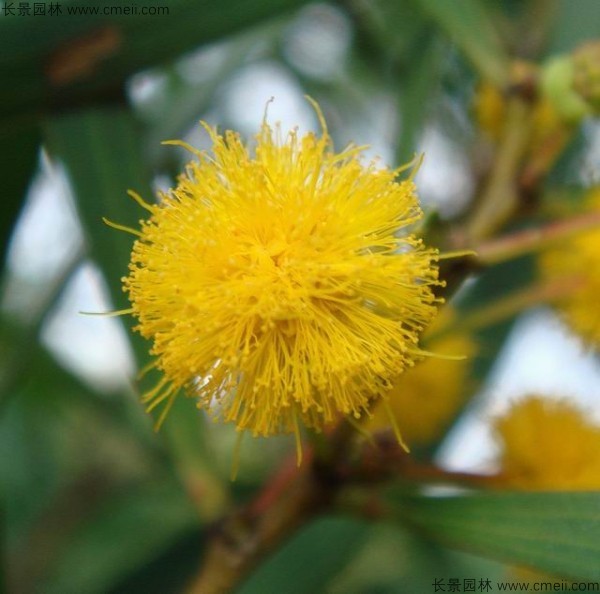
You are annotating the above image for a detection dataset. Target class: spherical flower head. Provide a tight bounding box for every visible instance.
[494,396,600,490]
[123,100,442,439]
[539,189,600,346]
[369,328,475,446]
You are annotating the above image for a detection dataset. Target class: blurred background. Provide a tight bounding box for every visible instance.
[2,1,600,592]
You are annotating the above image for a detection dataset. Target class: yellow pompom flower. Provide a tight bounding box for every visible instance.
[494,396,600,490]
[120,100,442,444]
[539,188,600,345]
[369,329,475,447]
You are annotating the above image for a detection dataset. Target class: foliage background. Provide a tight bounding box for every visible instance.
[1,1,600,592]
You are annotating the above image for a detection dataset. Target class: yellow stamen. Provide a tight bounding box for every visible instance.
[382,398,410,453]
[127,189,155,212]
[79,308,134,317]
[230,430,245,481]
[102,217,142,237]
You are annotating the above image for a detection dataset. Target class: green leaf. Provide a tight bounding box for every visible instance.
[329,522,505,594]
[396,38,443,163]
[0,346,80,547]
[397,491,600,580]
[0,0,310,119]
[548,0,600,55]
[44,107,226,497]
[109,530,205,594]
[412,0,510,86]
[0,321,157,549]
[0,115,40,271]
[43,485,200,594]
[237,516,370,594]
[1,316,195,593]
[43,107,149,317]
[346,0,430,73]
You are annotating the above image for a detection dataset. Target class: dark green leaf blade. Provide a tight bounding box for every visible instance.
[43,107,149,316]
[43,106,224,493]
[412,0,510,86]
[397,491,600,580]
[237,516,370,594]
[329,522,506,594]
[396,38,443,164]
[0,0,309,119]
[548,0,600,54]
[43,485,200,594]
[0,116,40,272]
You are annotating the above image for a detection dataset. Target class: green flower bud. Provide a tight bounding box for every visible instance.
[573,41,600,113]
[541,56,591,123]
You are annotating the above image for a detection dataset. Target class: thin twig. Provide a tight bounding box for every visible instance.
[475,209,600,265]
[185,463,328,594]
[468,98,534,240]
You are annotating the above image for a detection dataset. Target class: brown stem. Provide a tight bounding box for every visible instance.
[249,450,314,518]
[425,275,584,345]
[184,424,357,594]
[475,209,600,265]
[520,124,573,192]
[185,463,329,594]
[185,428,502,594]
[397,460,500,489]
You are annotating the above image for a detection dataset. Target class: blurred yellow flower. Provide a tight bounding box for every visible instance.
[494,396,600,490]
[473,81,506,141]
[539,188,600,345]
[122,100,442,443]
[474,80,563,148]
[573,41,600,113]
[369,329,475,446]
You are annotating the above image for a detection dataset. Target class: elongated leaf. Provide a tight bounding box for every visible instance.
[237,516,370,594]
[329,522,505,594]
[43,485,200,594]
[44,107,149,315]
[109,530,205,594]
[412,0,509,86]
[396,38,443,163]
[0,0,309,119]
[43,105,152,431]
[44,106,226,501]
[549,0,600,54]
[397,492,600,580]
[1,329,90,549]
[0,115,40,271]
[1,324,160,592]
[346,0,430,72]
